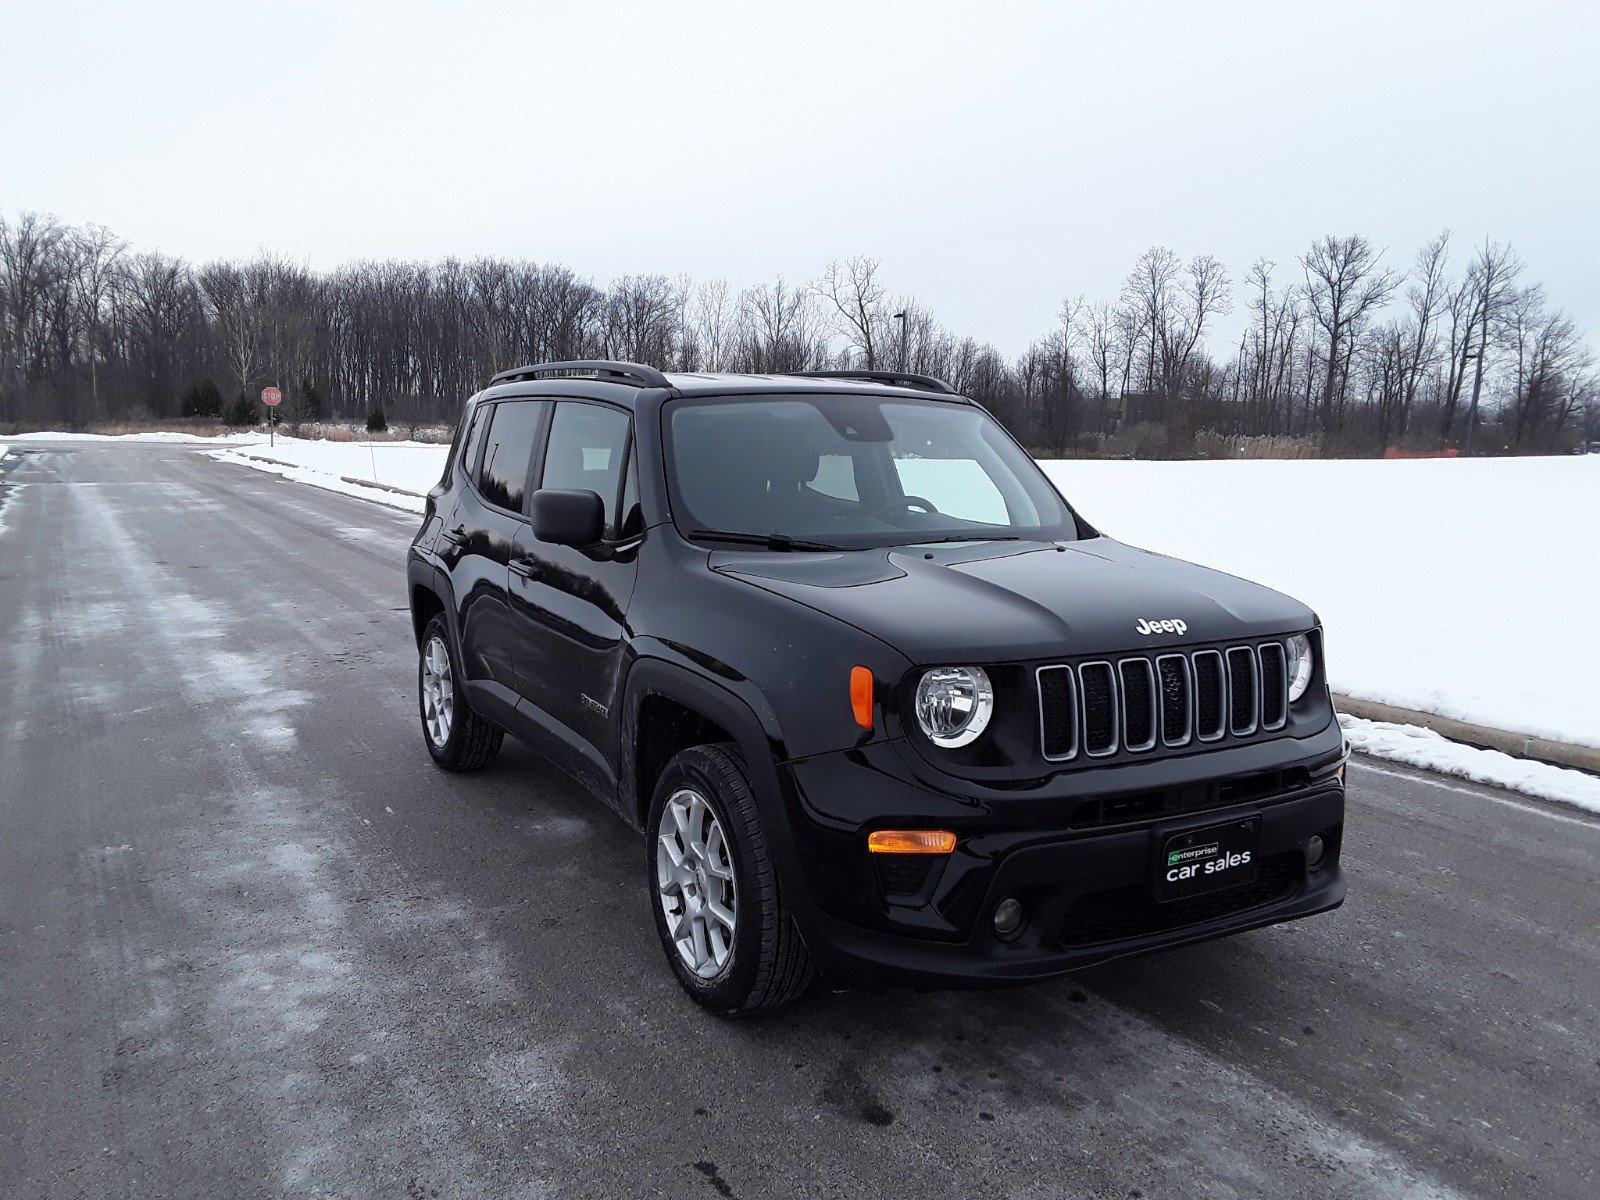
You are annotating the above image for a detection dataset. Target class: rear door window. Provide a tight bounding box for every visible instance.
[477,401,545,514]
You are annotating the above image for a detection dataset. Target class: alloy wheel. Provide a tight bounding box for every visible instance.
[656,787,738,978]
[421,634,455,747]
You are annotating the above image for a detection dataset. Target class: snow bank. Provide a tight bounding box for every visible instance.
[8,430,260,444]
[204,442,432,515]
[222,435,448,496]
[1041,456,1600,751]
[1341,715,1600,814]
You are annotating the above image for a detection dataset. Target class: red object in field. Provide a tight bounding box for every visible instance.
[1383,447,1458,459]
[261,387,282,406]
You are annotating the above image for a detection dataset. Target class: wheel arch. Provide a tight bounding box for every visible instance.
[621,653,789,835]
[407,557,455,648]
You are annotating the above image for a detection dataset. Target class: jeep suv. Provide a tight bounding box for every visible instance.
[407,361,1346,1014]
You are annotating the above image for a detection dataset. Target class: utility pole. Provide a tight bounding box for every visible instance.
[893,311,908,373]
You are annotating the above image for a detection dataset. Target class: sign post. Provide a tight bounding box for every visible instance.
[261,386,282,447]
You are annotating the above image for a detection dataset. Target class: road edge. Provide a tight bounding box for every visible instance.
[214,451,426,513]
[1334,694,1600,776]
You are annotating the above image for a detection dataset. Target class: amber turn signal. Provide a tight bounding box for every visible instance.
[867,829,958,855]
[850,665,874,729]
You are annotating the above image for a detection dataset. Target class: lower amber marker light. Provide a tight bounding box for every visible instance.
[867,829,958,855]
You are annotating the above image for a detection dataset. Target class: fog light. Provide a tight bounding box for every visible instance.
[992,897,1025,938]
[1306,834,1326,868]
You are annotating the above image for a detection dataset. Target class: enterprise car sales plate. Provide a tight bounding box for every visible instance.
[1157,817,1261,902]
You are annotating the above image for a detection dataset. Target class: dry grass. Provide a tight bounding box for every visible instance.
[1193,432,1321,459]
[88,420,236,438]
[308,423,455,443]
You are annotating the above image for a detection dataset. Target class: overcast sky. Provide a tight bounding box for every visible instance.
[5,0,1596,357]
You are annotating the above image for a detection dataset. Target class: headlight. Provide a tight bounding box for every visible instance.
[914,666,994,748]
[1286,633,1314,701]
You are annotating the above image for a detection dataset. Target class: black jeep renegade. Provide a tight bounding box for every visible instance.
[407,361,1346,1014]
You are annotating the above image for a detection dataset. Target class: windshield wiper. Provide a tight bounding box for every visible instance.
[687,529,844,552]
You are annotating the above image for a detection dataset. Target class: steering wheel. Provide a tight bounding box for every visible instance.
[870,495,941,521]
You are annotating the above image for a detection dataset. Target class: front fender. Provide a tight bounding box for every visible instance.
[620,651,839,942]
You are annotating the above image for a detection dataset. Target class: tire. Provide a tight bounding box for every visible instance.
[418,613,503,772]
[647,743,814,1015]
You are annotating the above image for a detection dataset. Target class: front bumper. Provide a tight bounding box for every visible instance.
[772,723,1346,989]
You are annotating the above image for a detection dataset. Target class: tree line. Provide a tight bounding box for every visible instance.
[2,209,1594,454]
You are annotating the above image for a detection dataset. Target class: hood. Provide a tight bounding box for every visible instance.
[710,537,1316,664]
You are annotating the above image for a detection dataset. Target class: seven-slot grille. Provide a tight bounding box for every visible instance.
[1037,640,1292,763]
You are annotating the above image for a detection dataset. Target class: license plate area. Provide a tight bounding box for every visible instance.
[1156,817,1260,902]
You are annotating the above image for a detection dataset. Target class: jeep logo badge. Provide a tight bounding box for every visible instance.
[1135,618,1187,636]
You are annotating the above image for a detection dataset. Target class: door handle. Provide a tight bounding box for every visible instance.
[440,526,469,547]
[509,557,541,581]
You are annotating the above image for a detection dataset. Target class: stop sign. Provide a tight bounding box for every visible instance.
[261,386,282,406]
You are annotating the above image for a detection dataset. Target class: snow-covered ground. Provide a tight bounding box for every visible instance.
[1342,715,1600,813]
[204,437,443,513]
[1040,456,1599,753]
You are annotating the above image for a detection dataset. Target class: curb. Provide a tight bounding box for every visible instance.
[234,455,424,500]
[1334,694,1600,776]
[220,452,425,511]
[339,475,424,498]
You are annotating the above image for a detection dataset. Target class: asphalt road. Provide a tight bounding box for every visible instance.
[1,442,1595,1200]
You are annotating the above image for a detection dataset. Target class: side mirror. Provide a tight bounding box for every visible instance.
[530,488,605,548]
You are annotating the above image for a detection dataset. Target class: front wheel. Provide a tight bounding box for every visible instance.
[647,744,814,1015]
[418,613,503,771]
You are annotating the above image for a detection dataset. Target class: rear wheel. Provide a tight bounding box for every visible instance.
[647,743,814,1015]
[419,613,502,771]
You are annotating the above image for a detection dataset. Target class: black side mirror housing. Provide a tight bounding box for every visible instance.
[530,488,605,547]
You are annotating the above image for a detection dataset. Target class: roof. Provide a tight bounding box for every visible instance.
[479,362,970,408]
[660,372,966,399]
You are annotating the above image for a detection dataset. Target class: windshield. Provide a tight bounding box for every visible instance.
[665,394,1082,549]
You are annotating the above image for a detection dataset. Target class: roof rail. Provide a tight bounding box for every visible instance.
[489,360,670,389]
[785,369,959,396]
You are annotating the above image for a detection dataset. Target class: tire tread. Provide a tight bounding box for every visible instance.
[421,614,503,772]
[651,742,814,1015]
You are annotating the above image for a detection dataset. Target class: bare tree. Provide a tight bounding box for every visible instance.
[601,274,680,366]
[1083,301,1122,434]
[1301,235,1400,439]
[118,252,202,416]
[0,212,66,419]
[737,279,823,374]
[199,261,266,406]
[688,279,734,372]
[815,256,888,369]
[1241,259,1308,434]
[71,224,126,414]
[1394,231,1450,440]
[1460,240,1522,454]
[1120,248,1230,427]
[1500,287,1593,446]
